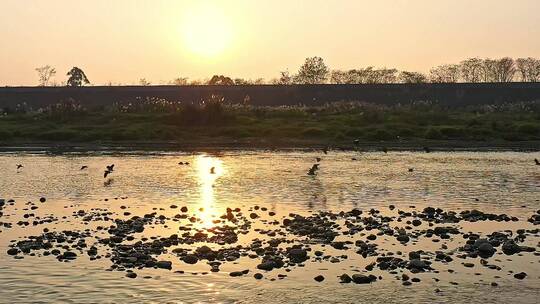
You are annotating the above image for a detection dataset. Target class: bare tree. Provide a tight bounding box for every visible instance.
[515,57,540,82]
[429,64,461,83]
[398,71,428,83]
[460,58,483,83]
[295,57,329,84]
[170,77,189,85]
[494,57,516,82]
[276,70,294,85]
[139,78,151,86]
[35,65,56,86]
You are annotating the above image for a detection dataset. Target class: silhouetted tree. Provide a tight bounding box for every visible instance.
[515,57,540,82]
[139,78,151,86]
[429,64,460,83]
[276,70,294,85]
[460,58,483,82]
[170,77,189,85]
[208,75,234,85]
[66,67,90,87]
[295,57,329,84]
[398,71,427,83]
[35,65,56,86]
[494,57,516,82]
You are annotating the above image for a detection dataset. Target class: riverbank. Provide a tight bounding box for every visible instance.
[1,102,539,150]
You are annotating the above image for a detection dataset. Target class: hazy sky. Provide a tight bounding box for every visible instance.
[1,0,540,86]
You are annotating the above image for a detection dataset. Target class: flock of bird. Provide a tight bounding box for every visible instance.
[13,151,540,178]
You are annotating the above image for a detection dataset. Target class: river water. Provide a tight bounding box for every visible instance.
[0,150,539,303]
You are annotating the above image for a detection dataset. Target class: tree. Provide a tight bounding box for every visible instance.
[276,70,294,85]
[35,65,56,86]
[295,56,329,84]
[170,77,189,85]
[429,64,461,83]
[398,71,427,83]
[481,58,498,82]
[139,78,151,86]
[208,75,234,85]
[494,57,516,82]
[515,57,540,82]
[460,58,483,83]
[66,67,90,87]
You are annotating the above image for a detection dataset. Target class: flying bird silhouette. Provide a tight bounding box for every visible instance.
[307,164,320,176]
[104,164,115,178]
[80,165,88,170]
[16,164,23,170]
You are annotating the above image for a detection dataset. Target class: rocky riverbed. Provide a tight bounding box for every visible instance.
[0,151,539,303]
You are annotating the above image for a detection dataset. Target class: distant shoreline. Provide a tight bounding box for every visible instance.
[1,140,539,153]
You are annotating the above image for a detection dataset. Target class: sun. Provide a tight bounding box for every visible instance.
[181,4,233,58]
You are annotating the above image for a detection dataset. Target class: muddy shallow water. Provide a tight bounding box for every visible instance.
[0,150,539,304]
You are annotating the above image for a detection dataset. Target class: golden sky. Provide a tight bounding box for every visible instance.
[1,0,540,85]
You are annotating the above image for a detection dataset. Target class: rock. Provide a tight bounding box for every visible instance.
[408,259,427,270]
[289,248,308,262]
[397,234,410,243]
[180,206,188,213]
[339,274,352,283]
[156,260,172,269]
[230,271,244,277]
[402,281,412,286]
[502,240,521,255]
[411,278,421,282]
[477,241,495,256]
[514,272,527,280]
[257,261,275,271]
[254,273,263,279]
[39,197,46,203]
[62,251,77,259]
[182,255,198,265]
[7,248,19,255]
[367,234,377,241]
[126,272,137,278]
[408,251,421,260]
[491,282,498,286]
[352,274,373,284]
[463,263,474,268]
[249,213,258,219]
[314,275,325,282]
[412,219,422,226]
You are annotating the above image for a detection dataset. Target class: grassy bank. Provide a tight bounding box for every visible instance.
[1,100,539,147]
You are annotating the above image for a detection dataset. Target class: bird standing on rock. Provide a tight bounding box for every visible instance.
[210,166,216,174]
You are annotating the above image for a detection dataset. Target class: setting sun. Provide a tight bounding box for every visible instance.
[181,3,233,58]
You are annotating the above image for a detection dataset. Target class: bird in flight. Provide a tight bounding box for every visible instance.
[16,164,23,170]
[80,165,88,170]
[307,164,320,175]
[104,164,115,178]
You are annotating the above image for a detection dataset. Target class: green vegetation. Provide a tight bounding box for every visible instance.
[1,99,539,146]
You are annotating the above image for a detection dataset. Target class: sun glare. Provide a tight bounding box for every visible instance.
[181,4,233,58]
[196,154,224,228]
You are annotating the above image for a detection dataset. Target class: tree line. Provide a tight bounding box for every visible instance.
[34,56,540,87]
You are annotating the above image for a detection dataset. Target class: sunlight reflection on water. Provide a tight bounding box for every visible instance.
[0,150,539,304]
